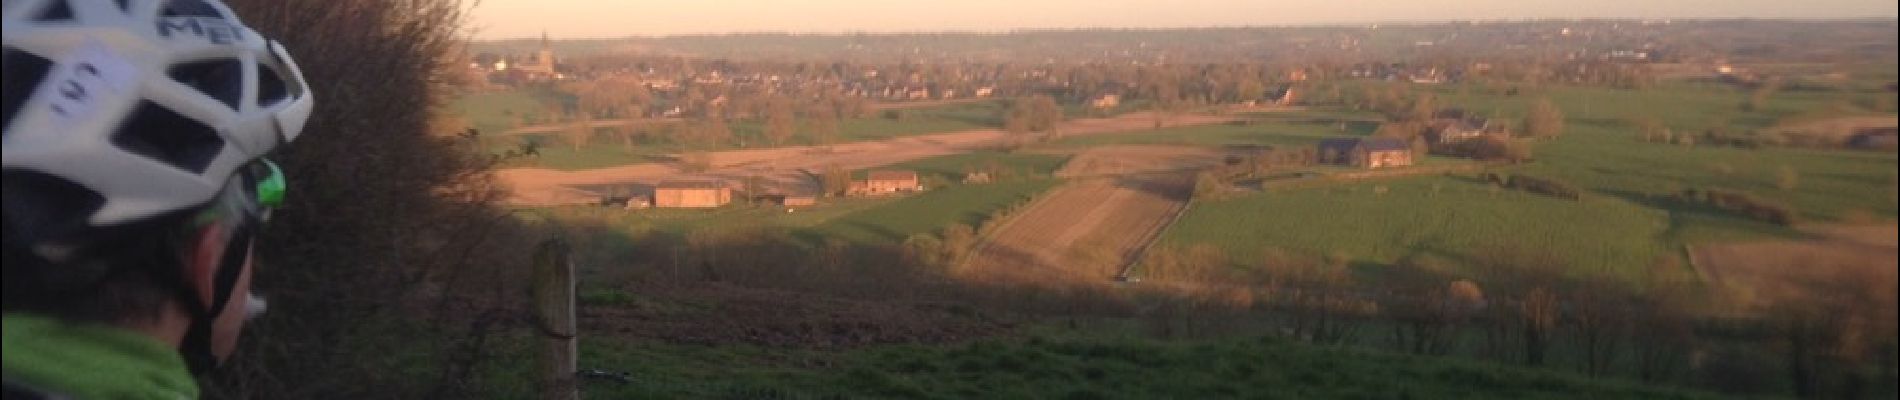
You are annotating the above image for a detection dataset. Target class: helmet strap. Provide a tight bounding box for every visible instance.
[169,223,255,374]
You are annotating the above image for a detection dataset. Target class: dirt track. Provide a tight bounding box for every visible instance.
[964,145,1220,282]
[497,111,1238,205]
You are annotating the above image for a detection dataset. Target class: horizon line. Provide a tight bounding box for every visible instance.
[469,17,1900,42]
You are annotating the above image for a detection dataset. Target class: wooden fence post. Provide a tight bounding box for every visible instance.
[532,238,577,400]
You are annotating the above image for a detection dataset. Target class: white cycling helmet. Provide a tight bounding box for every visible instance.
[2,0,312,252]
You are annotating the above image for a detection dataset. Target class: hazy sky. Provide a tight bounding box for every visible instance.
[468,0,1899,39]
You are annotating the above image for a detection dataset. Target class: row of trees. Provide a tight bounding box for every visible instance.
[545,91,1072,155]
[1344,83,1565,141]
[538,94,851,153]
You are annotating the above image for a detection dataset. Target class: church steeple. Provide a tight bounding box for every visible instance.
[535,29,555,74]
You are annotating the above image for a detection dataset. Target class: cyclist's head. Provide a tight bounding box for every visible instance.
[1,0,312,372]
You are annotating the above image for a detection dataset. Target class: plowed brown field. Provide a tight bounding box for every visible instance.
[1688,224,1898,310]
[965,145,1217,283]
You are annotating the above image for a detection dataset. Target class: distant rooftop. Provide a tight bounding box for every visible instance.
[657,180,725,189]
[1362,137,1410,151]
[868,170,918,181]
[1318,137,1410,152]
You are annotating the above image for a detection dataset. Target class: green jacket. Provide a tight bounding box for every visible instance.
[2,314,198,399]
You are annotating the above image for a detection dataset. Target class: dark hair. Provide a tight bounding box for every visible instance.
[1,218,183,324]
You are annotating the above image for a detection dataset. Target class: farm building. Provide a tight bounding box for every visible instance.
[1426,109,1503,144]
[849,170,922,196]
[603,195,651,209]
[654,180,731,208]
[1847,127,1897,150]
[626,196,652,209]
[1426,119,1486,144]
[753,193,817,207]
[1317,137,1413,169]
[783,195,818,207]
[963,172,993,184]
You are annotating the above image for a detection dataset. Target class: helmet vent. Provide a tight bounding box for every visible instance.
[257,64,287,106]
[111,101,225,174]
[34,0,75,22]
[0,49,54,132]
[169,59,243,111]
[160,0,226,18]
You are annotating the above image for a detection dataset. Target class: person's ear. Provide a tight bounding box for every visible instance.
[186,225,229,306]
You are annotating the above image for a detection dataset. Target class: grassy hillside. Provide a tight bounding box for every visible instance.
[498,79,1889,399]
[1166,176,1680,282]
[1416,79,1899,223]
[1150,80,1895,283]
[802,179,1057,245]
[483,333,1718,399]
[1520,125,1897,224]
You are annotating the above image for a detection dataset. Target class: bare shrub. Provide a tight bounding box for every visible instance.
[1775,165,1800,191]
[211,0,545,398]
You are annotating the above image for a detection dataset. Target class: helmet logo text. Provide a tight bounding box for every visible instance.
[157,18,243,45]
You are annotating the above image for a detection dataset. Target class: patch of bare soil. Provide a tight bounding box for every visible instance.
[578,283,1012,349]
[1689,224,1898,310]
[1765,116,1897,140]
[1055,145,1225,178]
[968,145,1209,283]
[497,111,1237,206]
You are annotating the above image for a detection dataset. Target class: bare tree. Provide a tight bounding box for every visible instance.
[560,114,592,152]
[940,223,978,268]
[212,0,543,397]
[821,164,851,197]
[1775,165,1800,190]
[1003,95,1063,136]
[1744,76,1783,112]
[764,96,797,145]
[1263,249,1364,345]
[1519,286,1560,366]
[1029,95,1063,136]
[1524,98,1566,138]
[1569,280,1630,377]
[1632,117,1666,143]
[804,103,841,145]
[1403,93,1437,122]
[1004,97,1034,134]
[1631,284,1693,384]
